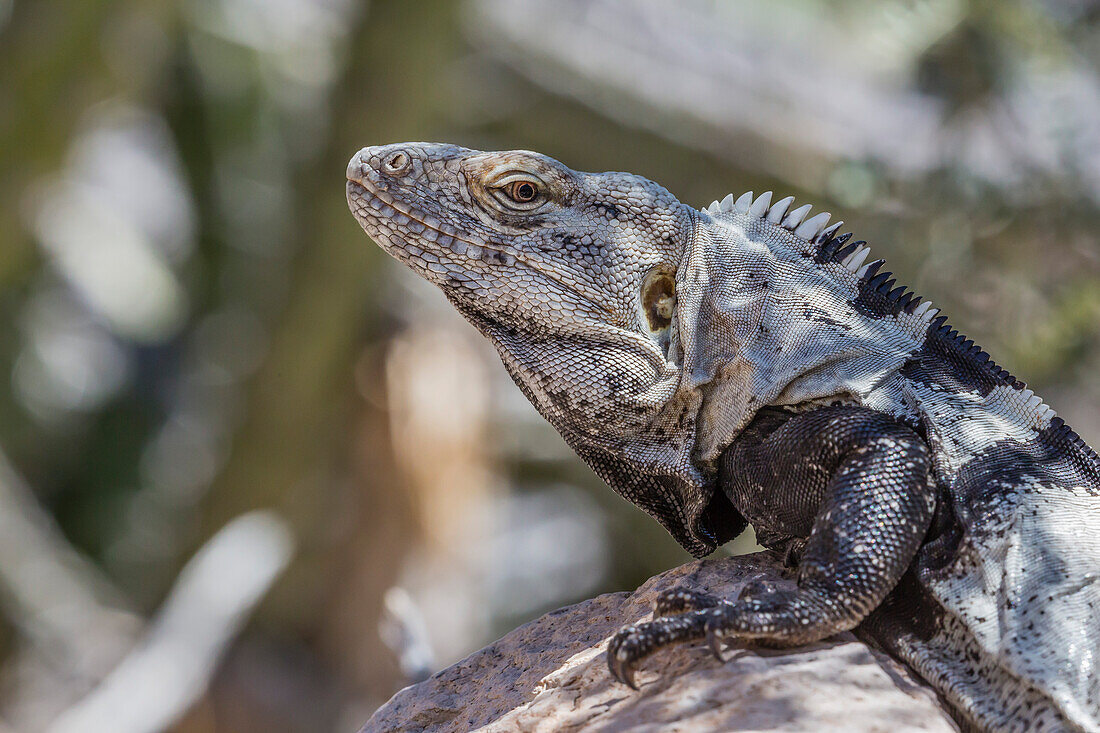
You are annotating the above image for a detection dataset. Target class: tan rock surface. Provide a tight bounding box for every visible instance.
[363,552,958,732]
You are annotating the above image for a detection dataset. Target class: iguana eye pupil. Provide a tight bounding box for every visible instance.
[508,181,538,203]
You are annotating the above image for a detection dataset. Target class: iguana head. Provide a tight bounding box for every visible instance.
[347,143,744,556]
[346,143,933,556]
[346,143,691,346]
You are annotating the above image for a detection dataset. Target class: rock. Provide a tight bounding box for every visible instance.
[362,552,958,732]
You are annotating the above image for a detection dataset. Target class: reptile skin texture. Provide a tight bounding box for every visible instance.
[346,143,1100,732]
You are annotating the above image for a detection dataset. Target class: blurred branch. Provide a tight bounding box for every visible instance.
[46,511,293,733]
[0,448,293,731]
[0,0,165,282]
[0,448,138,678]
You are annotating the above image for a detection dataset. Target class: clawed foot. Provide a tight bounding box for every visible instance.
[607,613,705,688]
[608,585,737,689]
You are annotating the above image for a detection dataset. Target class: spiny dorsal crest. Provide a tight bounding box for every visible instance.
[703,190,1058,422]
[703,189,944,327]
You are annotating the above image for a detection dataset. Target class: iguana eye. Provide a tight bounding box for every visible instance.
[488,174,547,212]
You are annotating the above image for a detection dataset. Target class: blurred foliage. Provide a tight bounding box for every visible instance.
[0,0,1098,730]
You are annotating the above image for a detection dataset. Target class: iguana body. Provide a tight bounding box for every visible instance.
[346,143,1100,732]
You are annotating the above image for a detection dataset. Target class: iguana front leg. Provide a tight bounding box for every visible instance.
[608,406,936,687]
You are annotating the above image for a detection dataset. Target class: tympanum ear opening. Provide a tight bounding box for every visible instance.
[641,266,677,358]
[642,267,676,333]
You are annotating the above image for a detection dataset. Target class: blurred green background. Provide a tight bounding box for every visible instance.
[1,0,1098,730]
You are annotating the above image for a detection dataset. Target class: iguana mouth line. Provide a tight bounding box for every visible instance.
[347,176,613,316]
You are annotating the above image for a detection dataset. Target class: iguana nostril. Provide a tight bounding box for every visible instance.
[382,151,410,175]
[346,149,370,182]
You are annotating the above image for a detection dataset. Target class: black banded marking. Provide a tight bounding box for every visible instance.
[812,229,1026,398]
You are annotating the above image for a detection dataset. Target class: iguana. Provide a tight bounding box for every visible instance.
[346,143,1100,732]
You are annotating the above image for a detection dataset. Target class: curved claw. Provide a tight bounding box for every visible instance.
[607,627,644,689]
[706,625,728,662]
[607,649,639,689]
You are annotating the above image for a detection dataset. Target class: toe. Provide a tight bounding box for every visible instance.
[607,628,642,689]
[608,649,639,689]
[653,587,720,617]
[704,609,732,662]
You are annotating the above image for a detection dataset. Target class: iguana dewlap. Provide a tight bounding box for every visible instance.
[346,143,1100,732]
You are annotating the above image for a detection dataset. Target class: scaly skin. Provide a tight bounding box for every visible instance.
[347,143,1100,732]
